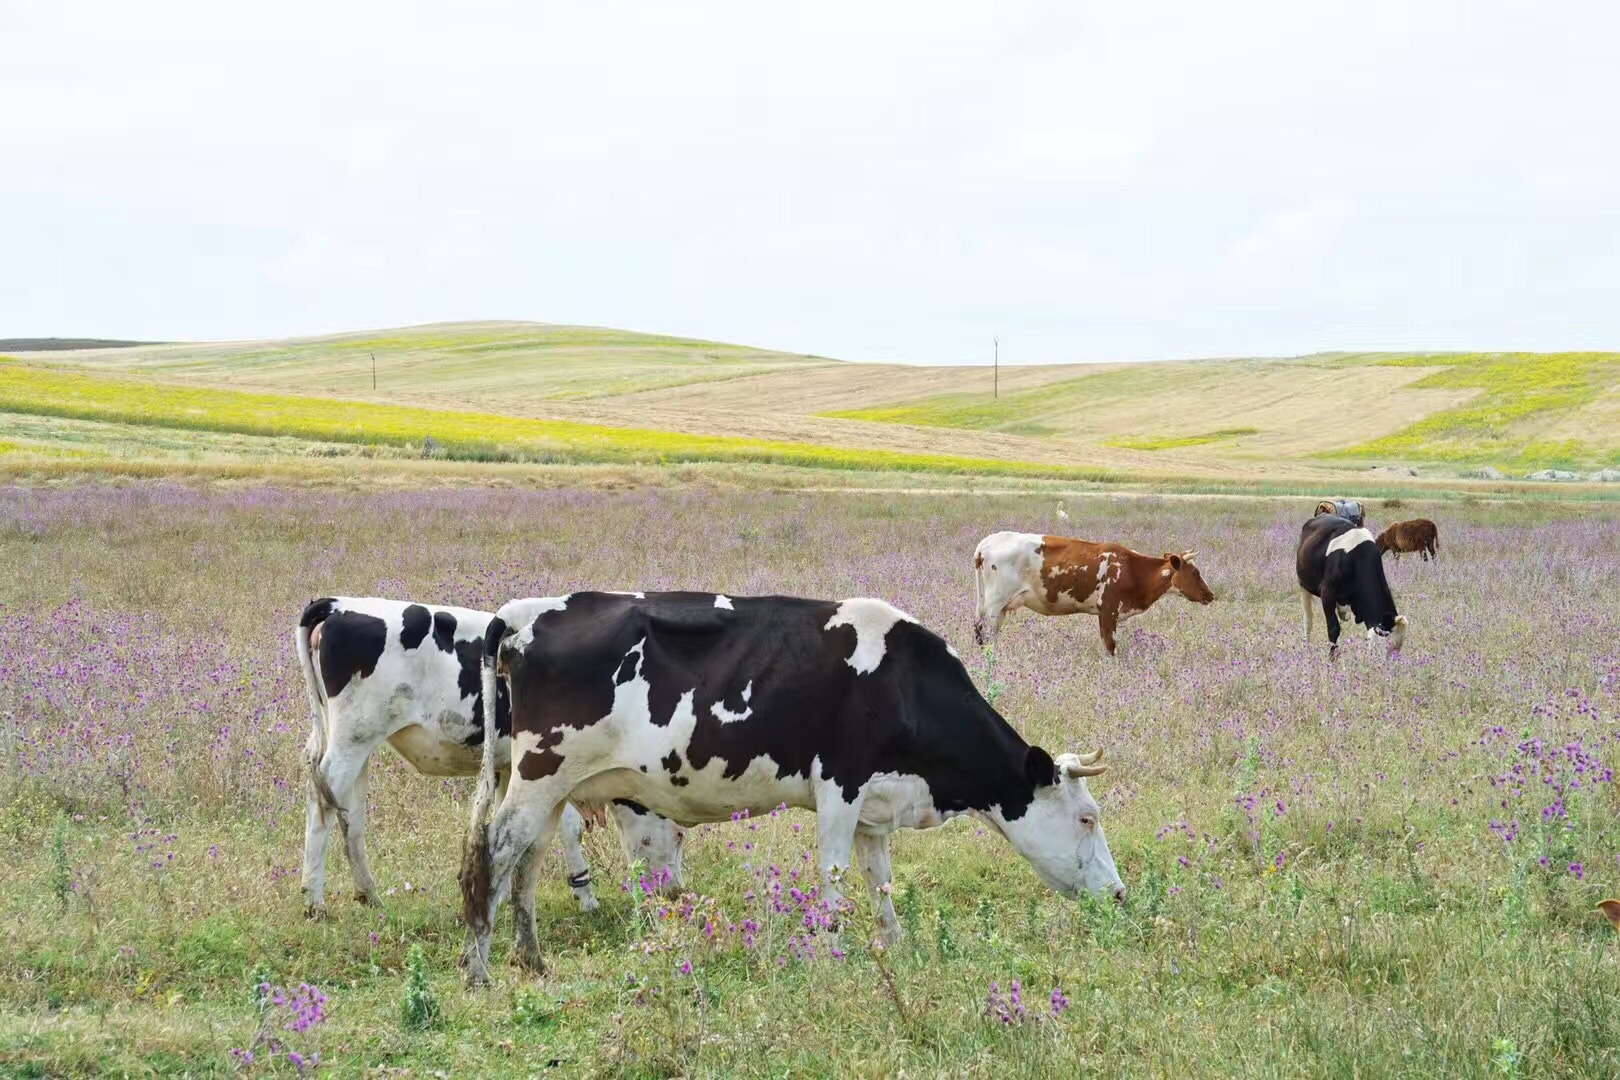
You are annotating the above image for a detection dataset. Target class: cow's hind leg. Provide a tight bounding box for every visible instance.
[301,742,373,917]
[464,778,568,988]
[342,756,379,905]
[814,781,866,924]
[510,839,550,974]
[1300,588,1315,642]
[854,829,900,946]
[557,803,600,913]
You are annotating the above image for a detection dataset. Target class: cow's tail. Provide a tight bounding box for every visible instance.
[296,598,344,824]
[972,543,988,640]
[462,606,516,934]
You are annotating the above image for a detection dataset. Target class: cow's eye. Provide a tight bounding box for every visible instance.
[1079,815,1096,829]
[641,837,652,847]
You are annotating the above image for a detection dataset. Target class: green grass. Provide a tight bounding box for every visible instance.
[1106,428,1260,451]
[1335,352,1620,468]
[824,397,1062,436]
[0,362,1123,483]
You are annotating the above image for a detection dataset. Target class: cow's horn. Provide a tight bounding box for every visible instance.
[1181,550,1199,561]
[1063,760,1108,779]
[1077,748,1104,766]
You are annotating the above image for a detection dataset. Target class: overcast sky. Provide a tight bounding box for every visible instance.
[3,1,1617,364]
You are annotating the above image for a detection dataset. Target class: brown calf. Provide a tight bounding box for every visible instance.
[1375,519,1438,561]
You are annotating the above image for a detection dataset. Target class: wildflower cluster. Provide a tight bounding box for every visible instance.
[985,979,1071,1026]
[231,980,327,1073]
[1484,725,1613,879]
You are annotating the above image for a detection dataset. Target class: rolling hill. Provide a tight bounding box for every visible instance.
[2,322,1616,487]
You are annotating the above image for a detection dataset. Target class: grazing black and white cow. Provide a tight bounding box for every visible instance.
[1295,517,1408,656]
[460,590,1122,986]
[295,596,685,921]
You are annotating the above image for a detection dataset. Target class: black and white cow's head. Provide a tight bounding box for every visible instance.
[992,746,1124,901]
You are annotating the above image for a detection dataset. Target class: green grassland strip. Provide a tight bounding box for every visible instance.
[1106,428,1260,451]
[0,362,1122,482]
[1333,352,1620,468]
[821,359,1283,435]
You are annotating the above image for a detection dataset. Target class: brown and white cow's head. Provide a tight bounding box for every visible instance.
[992,746,1125,903]
[1163,551,1215,604]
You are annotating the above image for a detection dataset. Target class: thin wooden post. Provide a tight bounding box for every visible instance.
[371,353,377,390]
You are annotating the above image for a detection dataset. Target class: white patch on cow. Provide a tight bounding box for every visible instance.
[606,590,647,599]
[1326,528,1376,557]
[499,595,571,652]
[824,598,918,674]
[714,595,734,610]
[859,773,952,832]
[991,759,1123,900]
[945,643,960,660]
[710,680,752,724]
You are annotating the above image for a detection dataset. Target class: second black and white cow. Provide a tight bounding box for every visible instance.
[460,590,1122,986]
[295,596,684,921]
[1295,517,1408,656]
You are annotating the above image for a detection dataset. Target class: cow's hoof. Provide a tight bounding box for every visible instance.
[304,903,328,922]
[515,950,546,976]
[353,890,375,906]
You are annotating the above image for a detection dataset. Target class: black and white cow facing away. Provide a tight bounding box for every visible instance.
[1295,517,1409,656]
[460,591,1122,986]
[295,597,685,920]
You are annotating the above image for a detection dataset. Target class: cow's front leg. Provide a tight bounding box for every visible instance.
[1320,594,1343,658]
[854,829,900,946]
[1098,606,1119,657]
[557,803,600,913]
[814,781,865,926]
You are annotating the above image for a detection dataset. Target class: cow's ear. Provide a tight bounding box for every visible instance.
[1023,746,1057,788]
[1165,553,1183,571]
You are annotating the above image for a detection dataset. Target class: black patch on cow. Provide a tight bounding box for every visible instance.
[432,610,458,653]
[614,798,652,815]
[502,591,1050,819]
[639,764,648,772]
[300,597,339,630]
[671,776,689,787]
[1296,515,1400,646]
[456,636,510,747]
[316,609,388,698]
[661,750,682,774]
[399,604,431,650]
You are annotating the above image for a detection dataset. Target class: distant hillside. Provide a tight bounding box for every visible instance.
[0,338,158,351]
[14,321,833,401]
[6,323,1616,480]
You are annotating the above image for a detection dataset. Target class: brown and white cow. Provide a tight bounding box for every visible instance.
[973,532,1215,654]
[1375,519,1438,561]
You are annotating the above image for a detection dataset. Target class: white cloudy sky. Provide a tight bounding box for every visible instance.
[3,1,1617,363]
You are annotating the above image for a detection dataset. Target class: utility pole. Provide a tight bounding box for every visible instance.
[993,337,999,400]
[371,352,377,390]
